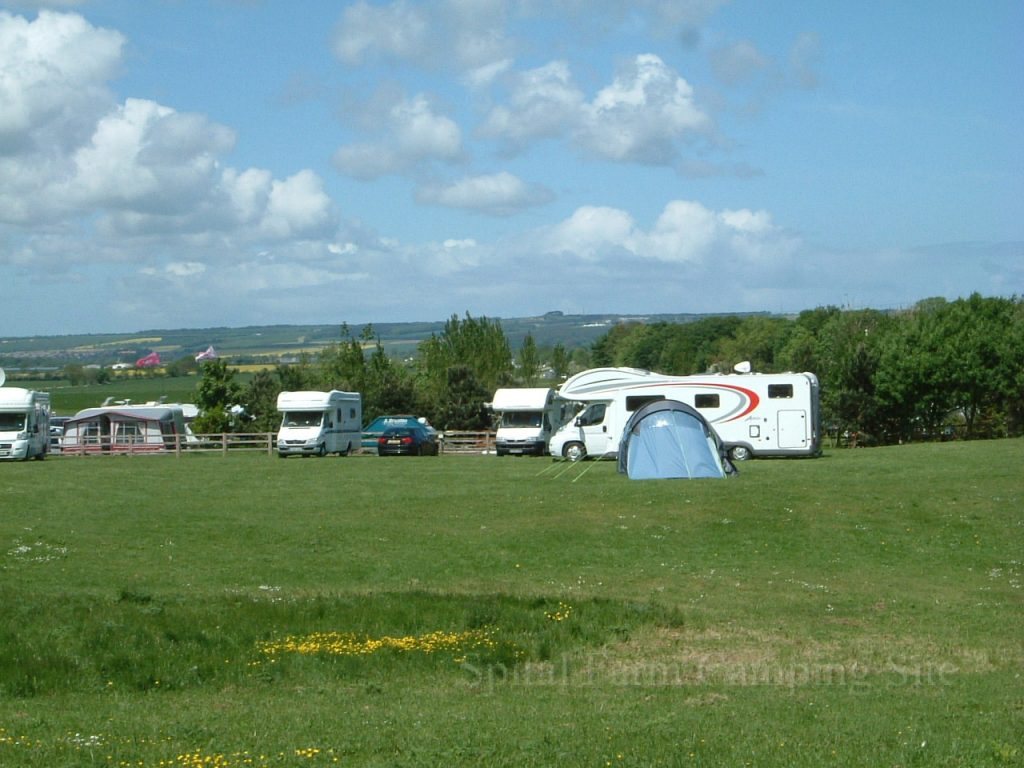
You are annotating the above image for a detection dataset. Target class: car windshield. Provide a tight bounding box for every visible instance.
[281,411,322,428]
[500,411,542,428]
[0,412,25,431]
[368,416,416,431]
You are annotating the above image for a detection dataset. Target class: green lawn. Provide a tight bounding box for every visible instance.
[0,442,1021,766]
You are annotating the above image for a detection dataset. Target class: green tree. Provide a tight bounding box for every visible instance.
[549,342,570,382]
[416,313,512,427]
[192,359,243,433]
[517,332,542,386]
[242,368,284,433]
[361,340,418,423]
[815,309,892,443]
[434,366,490,430]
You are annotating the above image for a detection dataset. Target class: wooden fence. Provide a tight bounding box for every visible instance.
[55,431,498,457]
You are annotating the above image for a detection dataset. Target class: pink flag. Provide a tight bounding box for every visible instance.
[195,345,218,361]
[135,351,161,368]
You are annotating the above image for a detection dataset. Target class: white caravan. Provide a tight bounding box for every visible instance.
[61,404,188,454]
[0,376,51,461]
[490,387,573,456]
[277,390,362,458]
[549,367,820,462]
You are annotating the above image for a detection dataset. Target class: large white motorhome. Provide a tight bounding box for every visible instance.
[549,367,820,462]
[490,387,573,456]
[276,390,362,458]
[0,378,51,461]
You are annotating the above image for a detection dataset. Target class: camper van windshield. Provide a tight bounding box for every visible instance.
[282,411,322,428]
[0,412,26,431]
[501,411,542,428]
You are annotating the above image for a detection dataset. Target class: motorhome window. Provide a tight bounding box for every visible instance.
[282,411,322,428]
[501,411,543,428]
[694,394,720,409]
[0,413,25,431]
[349,408,357,419]
[768,384,794,399]
[577,404,607,426]
[625,395,665,412]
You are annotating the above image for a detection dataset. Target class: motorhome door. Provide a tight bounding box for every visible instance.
[576,402,615,458]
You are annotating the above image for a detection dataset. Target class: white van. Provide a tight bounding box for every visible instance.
[549,367,820,462]
[0,384,51,461]
[276,390,362,458]
[491,387,572,456]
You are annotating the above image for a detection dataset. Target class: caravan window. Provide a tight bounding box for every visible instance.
[694,394,720,409]
[768,384,794,399]
[115,422,144,445]
[625,395,664,412]
[82,422,102,444]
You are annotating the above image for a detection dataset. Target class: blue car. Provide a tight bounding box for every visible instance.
[362,415,438,454]
[377,425,439,456]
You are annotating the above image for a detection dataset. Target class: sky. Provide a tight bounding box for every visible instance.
[0,0,1021,337]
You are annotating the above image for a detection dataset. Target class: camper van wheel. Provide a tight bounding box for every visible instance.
[317,443,327,457]
[563,442,586,462]
[729,446,752,461]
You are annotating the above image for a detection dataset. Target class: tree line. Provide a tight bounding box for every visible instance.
[589,295,1023,444]
[193,313,559,434]
[193,296,1023,445]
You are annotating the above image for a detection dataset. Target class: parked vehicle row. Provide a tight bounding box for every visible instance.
[4,367,822,463]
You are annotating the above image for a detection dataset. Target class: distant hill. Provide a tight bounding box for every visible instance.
[0,311,768,369]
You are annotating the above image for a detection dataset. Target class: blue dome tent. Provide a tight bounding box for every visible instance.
[617,399,737,480]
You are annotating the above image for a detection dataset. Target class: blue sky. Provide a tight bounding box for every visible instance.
[1,0,1020,336]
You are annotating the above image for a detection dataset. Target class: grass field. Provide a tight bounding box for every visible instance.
[1,442,1021,766]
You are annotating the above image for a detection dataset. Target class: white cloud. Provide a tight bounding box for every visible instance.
[0,10,337,255]
[709,40,769,85]
[65,98,235,213]
[481,54,712,166]
[0,11,122,153]
[416,172,552,215]
[259,170,337,240]
[332,0,431,65]
[333,94,462,179]
[578,54,712,164]
[544,206,639,260]
[479,61,585,148]
[541,200,794,266]
[331,0,514,74]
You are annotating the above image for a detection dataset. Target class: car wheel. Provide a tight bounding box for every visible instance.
[729,445,752,461]
[563,442,586,462]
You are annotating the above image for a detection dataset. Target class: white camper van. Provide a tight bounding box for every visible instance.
[549,367,820,462]
[491,387,572,456]
[0,380,51,461]
[277,390,362,458]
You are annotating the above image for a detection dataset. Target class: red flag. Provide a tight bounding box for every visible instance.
[135,351,161,368]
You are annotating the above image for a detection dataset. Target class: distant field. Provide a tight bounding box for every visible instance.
[0,442,1021,766]
[17,375,239,416]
